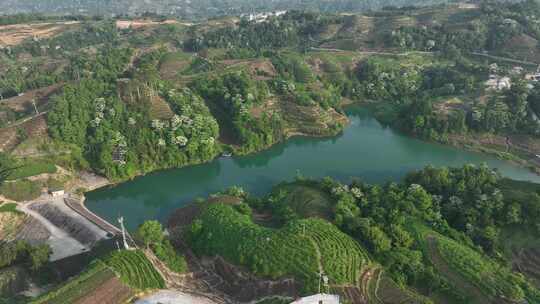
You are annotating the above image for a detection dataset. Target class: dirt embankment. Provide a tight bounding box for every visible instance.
[204,256,300,302]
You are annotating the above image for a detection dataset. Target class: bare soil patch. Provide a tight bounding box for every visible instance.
[116,19,180,30]
[0,22,79,46]
[1,84,62,112]
[503,34,540,63]
[0,113,48,152]
[75,276,134,304]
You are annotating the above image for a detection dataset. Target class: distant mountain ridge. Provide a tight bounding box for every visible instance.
[0,0,456,19]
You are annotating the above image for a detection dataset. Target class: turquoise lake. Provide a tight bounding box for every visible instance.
[86,106,540,230]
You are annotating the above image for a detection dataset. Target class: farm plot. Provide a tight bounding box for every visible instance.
[31,261,133,304]
[104,249,165,290]
[190,203,371,293]
[32,250,162,304]
[409,222,540,304]
[299,220,370,285]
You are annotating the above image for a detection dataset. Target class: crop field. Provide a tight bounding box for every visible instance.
[0,205,25,241]
[191,203,371,293]
[409,222,540,304]
[7,159,57,180]
[149,95,175,120]
[104,249,165,290]
[31,261,133,304]
[158,51,192,80]
[0,179,42,201]
[0,113,49,152]
[33,250,163,304]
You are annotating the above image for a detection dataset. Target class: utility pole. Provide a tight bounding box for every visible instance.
[318,271,324,294]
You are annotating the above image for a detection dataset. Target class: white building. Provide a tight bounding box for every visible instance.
[290,294,340,304]
[50,188,65,197]
[485,76,511,91]
[244,11,287,22]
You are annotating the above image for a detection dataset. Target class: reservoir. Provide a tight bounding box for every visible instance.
[86,106,540,230]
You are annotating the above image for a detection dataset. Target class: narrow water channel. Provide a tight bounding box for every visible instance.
[86,106,540,230]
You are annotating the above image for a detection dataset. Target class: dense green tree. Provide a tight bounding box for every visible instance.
[137,220,164,248]
[28,244,52,271]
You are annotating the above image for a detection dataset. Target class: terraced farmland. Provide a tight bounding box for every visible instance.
[104,249,165,290]
[409,222,540,304]
[190,203,370,293]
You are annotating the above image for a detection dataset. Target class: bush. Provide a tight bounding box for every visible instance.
[152,240,188,273]
[0,203,22,214]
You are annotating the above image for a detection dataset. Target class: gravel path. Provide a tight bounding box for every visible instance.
[135,290,218,304]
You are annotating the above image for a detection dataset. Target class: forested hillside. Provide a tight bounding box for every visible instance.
[1,0,454,20]
[178,164,540,303]
[3,0,540,181]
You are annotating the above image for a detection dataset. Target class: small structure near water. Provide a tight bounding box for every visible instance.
[49,187,64,197]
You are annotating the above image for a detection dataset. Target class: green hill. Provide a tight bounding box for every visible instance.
[188,203,371,293]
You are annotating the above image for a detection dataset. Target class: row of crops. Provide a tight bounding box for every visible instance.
[31,250,165,304]
[189,203,371,293]
[104,250,165,290]
[408,221,540,303]
[436,236,540,303]
[289,219,370,285]
[31,261,117,304]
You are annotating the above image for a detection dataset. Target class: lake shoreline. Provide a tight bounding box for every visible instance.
[83,104,540,230]
[82,102,540,201]
[79,110,351,197]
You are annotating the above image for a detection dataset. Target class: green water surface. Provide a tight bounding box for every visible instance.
[86,106,540,230]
